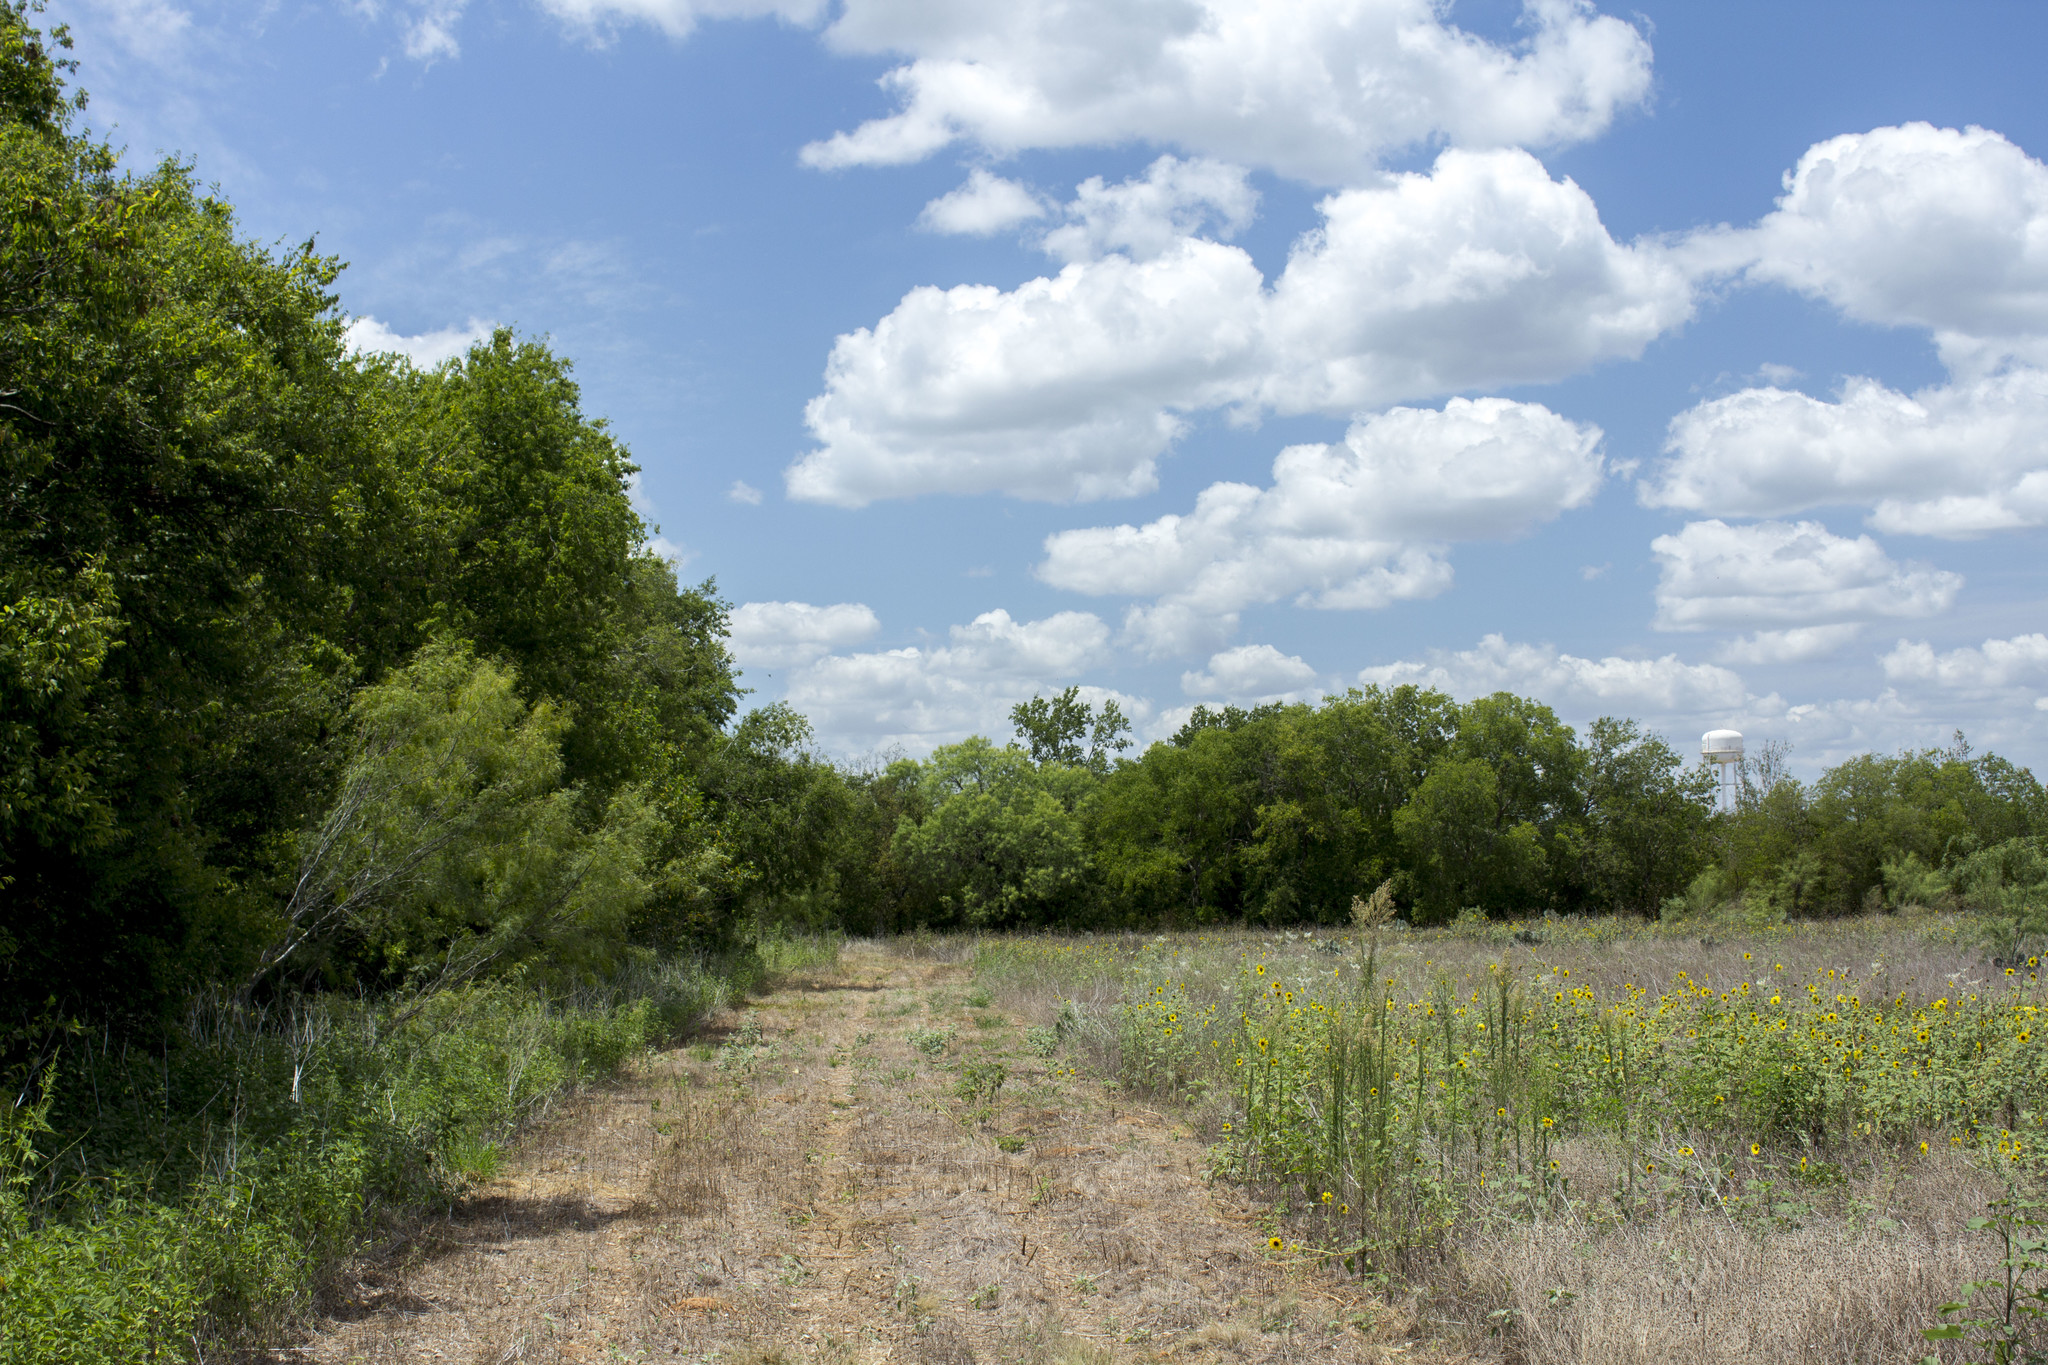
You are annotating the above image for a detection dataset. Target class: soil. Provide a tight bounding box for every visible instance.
[285,946,1439,1365]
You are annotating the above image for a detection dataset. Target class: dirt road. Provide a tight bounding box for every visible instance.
[295,947,1418,1364]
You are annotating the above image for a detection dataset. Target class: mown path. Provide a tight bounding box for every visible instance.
[291,947,1424,1365]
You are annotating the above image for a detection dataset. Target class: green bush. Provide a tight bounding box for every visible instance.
[0,940,814,1364]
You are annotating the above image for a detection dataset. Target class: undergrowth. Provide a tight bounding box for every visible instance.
[0,935,840,1364]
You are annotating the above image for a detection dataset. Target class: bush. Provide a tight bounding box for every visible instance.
[0,940,801,1363]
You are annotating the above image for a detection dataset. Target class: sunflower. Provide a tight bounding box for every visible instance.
[1268,1236,1284,1251]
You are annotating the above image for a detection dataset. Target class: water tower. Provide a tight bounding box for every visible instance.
[1702,729,1743,812]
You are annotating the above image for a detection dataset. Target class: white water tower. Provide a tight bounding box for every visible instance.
[1702,729,1743,812]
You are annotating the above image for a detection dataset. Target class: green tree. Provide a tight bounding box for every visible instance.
[252,638,656,997]
[1576,717,1714,917]
[1394,757,1545,920]
[1010,686,1131,774]
[891,737,1096,928]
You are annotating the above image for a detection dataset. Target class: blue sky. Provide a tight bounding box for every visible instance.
[57,0,2048,771]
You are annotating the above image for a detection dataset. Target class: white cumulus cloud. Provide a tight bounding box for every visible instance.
[1039,156,1257,262]
[773,607,1134,753]
[1181,644,1321,700]
[802,0,1652,184]
[1881,634,2048,692]
[1652,124,2048,538]
[1649,521,1962,658]
[727,601,882,669]
[1038,398,1602,654]
[1645,368,2048,538]
[1691,123,2048,359]
[1357,634,1748,716]
[918,169,1049,235]
[791,148,1686,506]
[344,315,494,367]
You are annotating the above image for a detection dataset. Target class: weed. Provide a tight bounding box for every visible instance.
[908,1025,957,1057]
[957,1061,1008,1106]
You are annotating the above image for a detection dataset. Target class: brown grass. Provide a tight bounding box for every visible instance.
[274,944,1434,1365]
[960,917,2037,1364]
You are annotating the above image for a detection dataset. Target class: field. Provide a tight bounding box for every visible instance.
[286,914,2045,1365]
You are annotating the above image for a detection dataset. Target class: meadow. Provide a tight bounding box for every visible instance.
[959,908,2048,1364]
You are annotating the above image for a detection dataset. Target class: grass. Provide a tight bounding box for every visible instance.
[958,913,2048,1363]
[0,934,842,1364]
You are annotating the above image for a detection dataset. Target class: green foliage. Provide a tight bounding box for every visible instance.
[254,638,657,996]
[1921,1179,2048,1364]
[0,944,777,1362]
[1952,838,2048,962]
[1009,686,1130,774]
[891,737,1096,928]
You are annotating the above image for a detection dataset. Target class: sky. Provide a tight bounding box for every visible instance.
[52,0,2048,773]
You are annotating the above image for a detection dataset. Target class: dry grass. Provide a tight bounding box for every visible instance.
[276,944,1431,1365]
[965,917,2039,1364]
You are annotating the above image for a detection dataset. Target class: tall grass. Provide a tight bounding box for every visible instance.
[971,917,2048,1359]
[0,936,840,1364]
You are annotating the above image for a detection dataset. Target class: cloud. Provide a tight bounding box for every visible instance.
[344,315,494,367]
[1691,123,2048,360]
[1717,625,1866,666]
[1881,634,2048,692]
[1039,156,1256,262]
[1181,644,1320,700]
[727,601,882,669]
[1650,125,2048,538]
[1358,634,1748,716]
[918,170,1049,235]
[1649,521,1962,660]
[86,0,192,59]
[801,0,1651,184]
[728,480,765,504]
[772,607,1133,753]
[1037,398,1601,654]
[790,148,1687,506]
[789,237,1264,505]
[1644,368,2048,537]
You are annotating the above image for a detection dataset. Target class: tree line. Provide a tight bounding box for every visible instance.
[736,689,2048,942]
[5,0,2045,1047]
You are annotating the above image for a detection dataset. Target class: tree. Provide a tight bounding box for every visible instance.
[890,738,1095,927]
[1577,718,1714,917]
[1394,758,1545,920]
[1010,687,1131,774]
[252,638,656,998]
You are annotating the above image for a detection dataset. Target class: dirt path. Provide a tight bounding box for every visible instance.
[295,947,1423,1365]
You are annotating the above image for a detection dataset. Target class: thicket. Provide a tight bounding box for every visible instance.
[0,10,833,1358]
[790,689,2047,958]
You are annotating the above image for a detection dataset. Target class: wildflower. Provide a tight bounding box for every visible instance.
[1256,964,1266,976]
[1678,1146,1695,1157]
[1268,1237,1284,1251]
[1339,1204,1350,1215]
[1750,1143,1761,1157]
[1496,1107,1507,1119]
[1541,1116,1555,1129]
[1222,1122,1232,1132]
[1743,952,1753,961]
[1321,1191,1333,1204]
[1920,1141,1929,1154]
